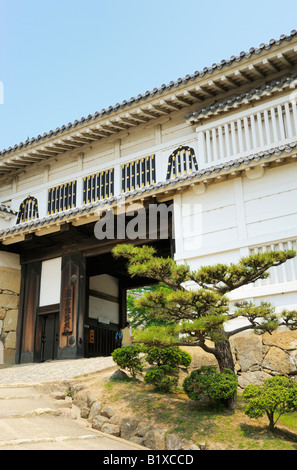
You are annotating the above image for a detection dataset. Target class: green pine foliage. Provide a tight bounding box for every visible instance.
[113,244,297,373]
[243,376,297,430]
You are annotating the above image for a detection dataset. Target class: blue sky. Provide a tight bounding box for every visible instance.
[0,0,296,151]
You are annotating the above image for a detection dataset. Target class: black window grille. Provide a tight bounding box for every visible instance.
[122,154,156,193]
[166,146,198,180]
[16,196,39,224]
[48,180,77,215]
[83,168,114,204]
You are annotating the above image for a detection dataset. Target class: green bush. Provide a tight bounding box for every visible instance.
[111,345,144,380]
[243,375,297,430]
[144,365,179,393]
[145,346,192,368]
[183,366,238,408]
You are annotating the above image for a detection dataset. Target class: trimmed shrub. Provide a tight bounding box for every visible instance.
[243,375,297,430]
[183,366,238,408]
[111,345,144,380]
[145,346,192,368]
[144,365,179,393]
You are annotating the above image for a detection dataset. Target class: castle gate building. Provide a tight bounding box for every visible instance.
[0,31,297,365]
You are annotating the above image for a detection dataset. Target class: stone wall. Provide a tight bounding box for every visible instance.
[182,327,297,388]
[0,267,21,367]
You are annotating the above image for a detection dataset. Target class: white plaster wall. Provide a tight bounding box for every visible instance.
[174,161,297,311]
[89,274,119,297]
[88,296,119,325]
[39,257,62,307]
[88,274,120,325]
[0,252,20,270]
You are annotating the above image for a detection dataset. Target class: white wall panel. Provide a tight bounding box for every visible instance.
[39,257,62,307]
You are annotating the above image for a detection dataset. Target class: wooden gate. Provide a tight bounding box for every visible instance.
[86,324,117,357]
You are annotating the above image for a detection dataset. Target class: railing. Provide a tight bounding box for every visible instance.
[121,154,156,193]
[249,238,297,287]
[48,181,77,215]
[83,169,114,204]
[86,325,117,357]
[197,96,297,168]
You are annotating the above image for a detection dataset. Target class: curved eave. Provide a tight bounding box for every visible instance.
[0,32,297,176]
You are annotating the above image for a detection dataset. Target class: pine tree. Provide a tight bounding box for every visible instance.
[113,244,297,372]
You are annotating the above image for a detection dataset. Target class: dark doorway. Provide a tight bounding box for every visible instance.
[41,313,59,361]
[84,240,172,358]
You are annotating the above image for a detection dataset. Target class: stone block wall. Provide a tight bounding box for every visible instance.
[182,327,297,388]
[0,267,21,367]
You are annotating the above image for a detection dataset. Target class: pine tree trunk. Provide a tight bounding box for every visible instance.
[215,339,235,373]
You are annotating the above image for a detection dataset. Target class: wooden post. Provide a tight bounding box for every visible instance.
[58,252,86,360]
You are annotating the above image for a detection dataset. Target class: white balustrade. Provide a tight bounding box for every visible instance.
[197,95,297,169]
[249,238,297,287]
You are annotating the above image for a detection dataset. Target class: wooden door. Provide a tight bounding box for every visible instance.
[42,313,59,361]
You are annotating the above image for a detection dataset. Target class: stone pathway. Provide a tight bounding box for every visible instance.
[0,356,116,385]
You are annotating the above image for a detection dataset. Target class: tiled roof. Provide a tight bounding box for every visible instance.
[185,72,297,122]
[1,30,297,158]
[1,140,296,240]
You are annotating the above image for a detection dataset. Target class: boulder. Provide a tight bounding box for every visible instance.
[88,400,102,421]
[165,434,184,450]
[231,331,263,372]
[262,347,295,375]
[101,406,115,418]
[101,423,120,437]
[120,417,140,440]
[237,370,271,388]
[92,415,109,431]
[144,429,166,450]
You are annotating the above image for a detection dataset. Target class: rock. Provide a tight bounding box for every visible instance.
[101,406,115,418]
[263,329,297,351]
[0,267,21,294]
[88,400,102,421]
[92,415,109,431]
[80,407,90,419]
[166,434,184,450]
[101,423,120,437]
[87,393,98,408]
[0,294,19,310]
[72,389,88,408]
[110,414,122,425]
[3,309,18,332]
[238,370,271,388]
[231,331,263,372]
[188,444,200,450]
[110,369,129,381]
[120,417,140,440]
[129,436,145,446]
[4,332,16,349]
[262,347,295,375]
[144,429,166,450]
[135,420,153,437]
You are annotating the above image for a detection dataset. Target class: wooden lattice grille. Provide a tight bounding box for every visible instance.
[166,146,198,180]
[48,181,77,214]
[122,155,156,193]
[17,196,39,224]
[83,169,114,204]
